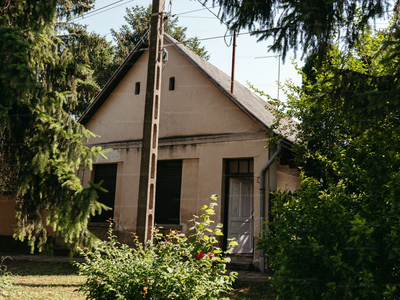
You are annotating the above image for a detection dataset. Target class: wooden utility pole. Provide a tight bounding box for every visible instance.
[230,30,237,94]
[136,0,164,245]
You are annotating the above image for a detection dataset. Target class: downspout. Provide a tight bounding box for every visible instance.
[259,140,282,273]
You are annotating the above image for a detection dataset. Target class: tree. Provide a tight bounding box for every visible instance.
[207,0,398,61]
[66,4,210,117]
[111,4,210,68]
[257,25,400,299]
[57,22,114,117]
[0,0,108,252]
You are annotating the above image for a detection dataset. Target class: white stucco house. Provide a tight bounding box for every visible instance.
[0,33,299,269]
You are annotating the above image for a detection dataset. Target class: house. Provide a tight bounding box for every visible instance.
[0,33,299,268]
[78,33,299,269]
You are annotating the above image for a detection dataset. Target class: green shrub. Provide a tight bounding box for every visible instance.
[258,177,400,300]
[75,195,237,300]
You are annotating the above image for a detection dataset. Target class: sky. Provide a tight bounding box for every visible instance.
[75,0,304,102]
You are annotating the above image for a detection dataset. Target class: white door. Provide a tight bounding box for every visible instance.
[227,178,254,254]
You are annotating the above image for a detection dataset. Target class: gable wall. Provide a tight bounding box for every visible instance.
[85,40,263,144]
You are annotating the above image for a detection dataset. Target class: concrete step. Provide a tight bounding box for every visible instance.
[227,258,258,272]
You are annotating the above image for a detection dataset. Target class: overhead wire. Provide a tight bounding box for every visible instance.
[162,31,251,48]
[174,5,221,16]
[68,0,250,47]
[195,0,233,47]
[81,0,124,16]
[71,0,136,22]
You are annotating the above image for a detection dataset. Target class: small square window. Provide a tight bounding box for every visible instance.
[229,161,238,173]
[239,160,249,173]
[135,82,140,95]
[169,77,175,91]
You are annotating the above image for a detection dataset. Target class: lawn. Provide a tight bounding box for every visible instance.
[0,258,274,300]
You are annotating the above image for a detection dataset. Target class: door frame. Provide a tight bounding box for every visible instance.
[223,158,254,254]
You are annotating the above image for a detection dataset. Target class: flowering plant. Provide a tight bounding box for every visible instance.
[75,195,237,300]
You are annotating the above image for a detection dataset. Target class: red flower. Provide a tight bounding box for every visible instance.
[140,290,147,294]
[197,252,204,259]
[209,253,215,258]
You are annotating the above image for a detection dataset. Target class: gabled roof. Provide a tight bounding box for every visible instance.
[79,33,295,142]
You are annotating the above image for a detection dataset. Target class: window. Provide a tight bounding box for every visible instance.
[91,164,117,223]
[227,159,254,175]
[135,82,140,95]
[155,160,182,224]
[169,77,175,91]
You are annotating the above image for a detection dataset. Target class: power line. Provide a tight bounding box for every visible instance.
[162,31,251,48]
[178,16,216,19]
[197,0,229,27]
[174,5,220,16]
[83,0,124,16]
[72,0,135,22]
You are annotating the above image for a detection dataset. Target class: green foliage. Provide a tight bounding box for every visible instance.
[57,22,115,117]
[256,25,400,299]
[75,195,237,300]
[111,4,210,67]
[208,0,397,61]
[0,0,109,252]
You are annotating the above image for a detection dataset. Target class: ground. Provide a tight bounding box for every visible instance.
[0,258,274,299]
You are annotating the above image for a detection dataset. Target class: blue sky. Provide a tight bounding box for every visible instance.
[76,0,392,102]
[75,0,304,102]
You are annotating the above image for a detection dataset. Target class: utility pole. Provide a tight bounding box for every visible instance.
[230,30,237,94]
[136,0,165,245]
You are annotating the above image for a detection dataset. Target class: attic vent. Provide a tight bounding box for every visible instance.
[135,82,140,95]
[169,77,175,91]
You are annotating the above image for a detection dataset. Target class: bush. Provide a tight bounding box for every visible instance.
[258,177,400,300]
[75,195,237,300]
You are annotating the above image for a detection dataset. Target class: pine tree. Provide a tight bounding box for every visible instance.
[57,22,114,117]
[0,0,108,252]
[111,4,210,68]
[208,0,398,61]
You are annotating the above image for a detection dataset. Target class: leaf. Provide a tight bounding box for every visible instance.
[205,209,215,215]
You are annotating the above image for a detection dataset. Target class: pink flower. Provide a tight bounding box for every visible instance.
[197,252,204,259]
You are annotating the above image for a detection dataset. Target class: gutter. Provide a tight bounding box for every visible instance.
[259,140,283,273]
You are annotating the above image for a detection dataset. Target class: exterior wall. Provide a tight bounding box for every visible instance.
[83,133,270,265]
[277,164,300,192]
[0,194,16,236]
[85,38,261,145]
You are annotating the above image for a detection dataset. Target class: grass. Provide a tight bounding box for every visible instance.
[0,258,274,300]
[0,259,86,300]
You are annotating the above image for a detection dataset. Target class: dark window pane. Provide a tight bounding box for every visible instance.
[91,164,117,223]
[169,77,175,91]
[229,161,238,173]
[249,160,254,173]
[135,82,140,95]
[155,160,182,225]
[239,160,249,173]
